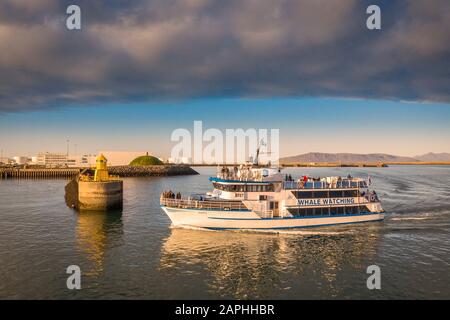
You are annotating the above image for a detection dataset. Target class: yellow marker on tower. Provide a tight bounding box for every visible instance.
[94,153,109,181]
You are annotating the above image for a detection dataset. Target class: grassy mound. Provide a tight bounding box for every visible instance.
[129,155,163,166]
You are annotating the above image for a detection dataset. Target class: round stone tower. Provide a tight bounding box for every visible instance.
[66,154,123,211]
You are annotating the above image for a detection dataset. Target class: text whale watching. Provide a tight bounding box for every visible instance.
[160,149,385,230]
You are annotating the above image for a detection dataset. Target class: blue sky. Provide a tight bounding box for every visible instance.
[1,1,449,159]
[1,97,449,158]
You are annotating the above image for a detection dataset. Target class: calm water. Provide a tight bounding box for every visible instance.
[0,166,449,299]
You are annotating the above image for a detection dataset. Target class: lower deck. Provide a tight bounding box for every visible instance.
[161,205,384,230]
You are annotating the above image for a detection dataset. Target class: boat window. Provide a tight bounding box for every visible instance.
[349,206,359,214]
[329,190,343,198]
[293,191,313,198]
[292,206,364,217]
[359,181,368,188]
[315,207,329,216]
[343,190,358,197]
[359,205,370,212]
[213,183,273,192]
[313,191,329,198]
[330,206,346,215]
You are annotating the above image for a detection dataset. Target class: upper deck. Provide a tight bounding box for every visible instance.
[213,165,369,191]
[283,179,368,190]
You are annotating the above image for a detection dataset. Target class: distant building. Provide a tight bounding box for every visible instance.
[79,155,97,167]
[0,156,11,164]
[36,152,68,167]
[33,153,101,168]
[98,151,151,166]
[13,156,29,165]
[32,151,159,167]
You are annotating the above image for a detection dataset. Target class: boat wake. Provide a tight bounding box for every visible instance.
[388,209,449,222]
[244,229,352,236]
[390,217,431,221]
[170,224,352,236]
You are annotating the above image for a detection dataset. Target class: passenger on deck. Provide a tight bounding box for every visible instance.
[221,166,227,179]
[176,192,181,199]
[225,167,230,179]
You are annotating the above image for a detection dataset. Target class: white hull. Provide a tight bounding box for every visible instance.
[161,206,384,230]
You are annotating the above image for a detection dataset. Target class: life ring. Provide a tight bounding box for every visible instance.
[370,195,376,202]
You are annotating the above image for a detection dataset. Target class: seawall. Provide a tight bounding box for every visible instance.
[0,165,198,179]
[0,168,80,179]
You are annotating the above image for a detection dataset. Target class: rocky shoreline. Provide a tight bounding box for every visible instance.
[108,165,199,177]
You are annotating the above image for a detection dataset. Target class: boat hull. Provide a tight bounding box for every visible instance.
[161,206,384,230]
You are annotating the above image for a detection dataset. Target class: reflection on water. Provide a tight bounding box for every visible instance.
[76,211,124,276]
[0,166,449,299]
[160,225,381,299]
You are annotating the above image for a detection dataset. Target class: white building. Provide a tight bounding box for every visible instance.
[79,155,97,168]
[13,156,29,165]
[32,152,99,167]
[0,156,11,164]
[36,152,70,167]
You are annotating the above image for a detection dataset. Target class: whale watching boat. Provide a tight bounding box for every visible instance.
[160,151,384,230]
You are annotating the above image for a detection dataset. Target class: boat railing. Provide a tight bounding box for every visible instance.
[160,197,248,211]
[216,172,264,182]
[256,210,273,219]
[248,202,274,219]
[283,180,368,189]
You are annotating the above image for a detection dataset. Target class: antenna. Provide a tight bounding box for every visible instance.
[253,138,268,166]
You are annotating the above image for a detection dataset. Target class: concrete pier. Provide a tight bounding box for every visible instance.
[0,168,80,179]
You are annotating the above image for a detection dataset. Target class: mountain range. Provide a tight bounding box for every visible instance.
[279,152,450,163]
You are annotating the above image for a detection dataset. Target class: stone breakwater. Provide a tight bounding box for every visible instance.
[104,165,199,177]
[0,165,198,179]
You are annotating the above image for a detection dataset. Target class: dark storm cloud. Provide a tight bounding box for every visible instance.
[0,0,449,112]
